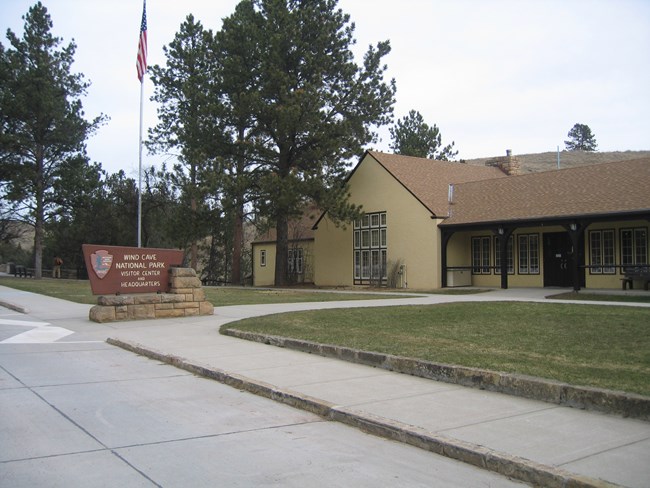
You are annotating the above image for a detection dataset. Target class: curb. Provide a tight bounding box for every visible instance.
[107,337,622,488]
[222,329,650,421]
[0,299,28,314]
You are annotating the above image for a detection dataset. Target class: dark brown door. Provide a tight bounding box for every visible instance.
[543,232,572,287]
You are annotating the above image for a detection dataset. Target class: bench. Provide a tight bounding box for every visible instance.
[621,267,650,290]
[13,265,32,278]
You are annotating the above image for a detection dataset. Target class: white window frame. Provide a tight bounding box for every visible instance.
[288,248,303,274]
[620,227,648,272]
[354,212,387,284]
[472,236,491,275]
[518,234,540,275]
[589,229,616,274]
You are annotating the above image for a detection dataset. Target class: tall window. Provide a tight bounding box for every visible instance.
[288,248,303,274]
[472,236,491,274]
[260,250,267,267]
[589,230,615,274]
[621,228,648,271]
[354,212,387,284]
[494,235,514,274]
[518,234,539,274]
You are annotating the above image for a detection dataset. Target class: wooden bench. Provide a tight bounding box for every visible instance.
[13,265,32,278]
[621,267,650,290]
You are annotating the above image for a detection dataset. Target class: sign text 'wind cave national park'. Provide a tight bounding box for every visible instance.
[82,244,184,295]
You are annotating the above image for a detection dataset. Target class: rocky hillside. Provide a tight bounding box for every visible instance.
[465,150,650,174]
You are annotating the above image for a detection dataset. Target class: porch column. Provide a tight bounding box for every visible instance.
[495,226,514,289]
[440,229,453,288]
[564,221,586,291]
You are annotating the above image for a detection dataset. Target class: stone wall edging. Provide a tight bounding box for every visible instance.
[222,329,650,421]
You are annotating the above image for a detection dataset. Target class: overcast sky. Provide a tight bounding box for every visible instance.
[2,0,649,177]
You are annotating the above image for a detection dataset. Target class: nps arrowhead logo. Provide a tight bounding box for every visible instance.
[90,250,113,279]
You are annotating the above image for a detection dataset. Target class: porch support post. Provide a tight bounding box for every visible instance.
[564,221,586,291]
[494,226,514,289]
[440,229,453,288]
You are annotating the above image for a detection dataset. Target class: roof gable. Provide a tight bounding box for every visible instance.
[365,151,506,217]
[442,158,650,226]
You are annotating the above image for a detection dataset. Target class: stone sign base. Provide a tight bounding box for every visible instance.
[89,267,214,323]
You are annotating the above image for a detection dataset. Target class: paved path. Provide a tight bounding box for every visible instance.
[1,284,649,487]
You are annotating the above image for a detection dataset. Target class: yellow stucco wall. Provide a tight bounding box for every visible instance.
[252,243,276,287]
[252,240,315,287]
[445,221,649,289]
[314,155,441,289]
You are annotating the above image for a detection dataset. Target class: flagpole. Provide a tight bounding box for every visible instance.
[136,0,147,248]
[138,77,144,248]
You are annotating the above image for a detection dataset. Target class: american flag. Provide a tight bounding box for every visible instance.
[136,0,147,82]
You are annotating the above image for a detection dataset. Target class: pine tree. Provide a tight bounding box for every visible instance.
[0,2,105,278]
[564,123,598,151]
[389,110,458,160]
[219,0,396,286]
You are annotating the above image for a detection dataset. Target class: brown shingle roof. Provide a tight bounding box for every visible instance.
[367,151,506,216]
[253,206,320,244]
[441,158,650,226]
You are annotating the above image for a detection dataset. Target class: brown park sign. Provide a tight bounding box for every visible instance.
[82,244,184,295]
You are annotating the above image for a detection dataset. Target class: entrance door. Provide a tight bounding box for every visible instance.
[543,232,572,287]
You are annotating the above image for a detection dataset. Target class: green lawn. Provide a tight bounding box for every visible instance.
[0,277,417,306]
[223,302,650,396]
[548,291,650,303]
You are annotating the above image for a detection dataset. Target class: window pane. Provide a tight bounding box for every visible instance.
[296,248,303,273]
[472,238,481,274]
[621,229,634,269]
[380,228,387,247]
[354,231,360,249]
[519,235,529,274]
[371,250,380,279]
[481,237,490,273]
[362,215,369,228]
[529,235,539,273]
[603,230,615,274]
[635,229,648,264]
[354,251,360,279]
[361,230,369,248]
[507,236,514,273]
[371,214,380,227]
[371,229,380,247]
[362,251,370,278]
[380,213,387,226]
[590,231,602,274]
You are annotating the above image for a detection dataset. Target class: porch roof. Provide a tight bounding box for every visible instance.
[440,158,650,227]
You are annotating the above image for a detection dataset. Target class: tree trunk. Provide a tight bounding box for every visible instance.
[274,212,289,287]
[231,203,243,285]
[190,196,198,270]
[33,217,43,280]
[33,146,44,279]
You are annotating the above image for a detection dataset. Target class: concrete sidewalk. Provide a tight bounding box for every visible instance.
[1,284,649,487]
